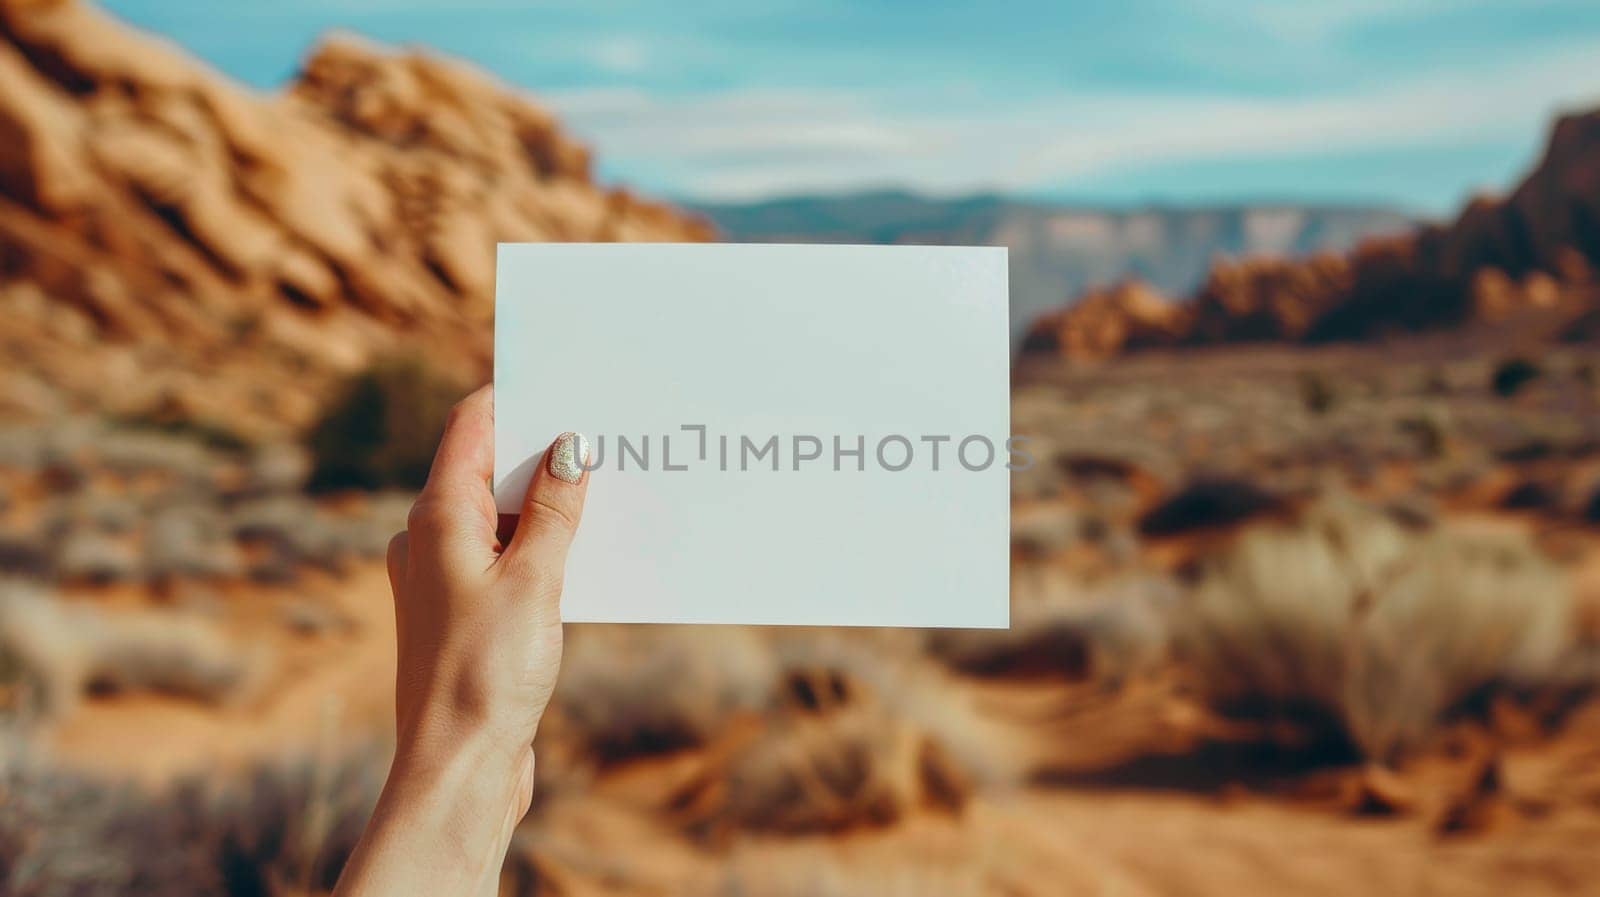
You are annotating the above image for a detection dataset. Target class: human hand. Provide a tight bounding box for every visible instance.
[335,384,590,897]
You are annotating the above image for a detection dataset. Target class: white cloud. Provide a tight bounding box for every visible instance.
[547,39,1600,200]
[588,36,649,74]
[1205,0,1472,45]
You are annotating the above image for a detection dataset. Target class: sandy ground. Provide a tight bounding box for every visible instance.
[36,558,1600,897]
[46,565,400,783]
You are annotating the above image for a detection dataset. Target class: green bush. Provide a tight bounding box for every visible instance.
[1490,356,1542,397]
[306,357,465,492]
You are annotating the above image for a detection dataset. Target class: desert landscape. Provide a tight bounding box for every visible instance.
[3,1,1600,895]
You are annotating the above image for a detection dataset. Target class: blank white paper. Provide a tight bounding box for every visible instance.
[494,243,1010,627]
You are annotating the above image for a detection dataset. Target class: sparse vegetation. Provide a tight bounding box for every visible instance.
[696,704,969,835]
[926,578,1171,685]
[1396,409,1449,459]
[554,626,777,763]
[1298,370,1338,415]
[1010,503,1083,560]
[0,582,258,719]
[0,739,382,897]
[1490,356,1542,397]
[1499,478,1563,512]
[1138,477,1283,537]
[1176,497,1572,762]
[668,637,1018,837]
[0,312,1597,894]
[306,356,465,492]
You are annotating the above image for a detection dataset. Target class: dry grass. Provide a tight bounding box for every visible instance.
[145,504,246,580]
[554,625,777,763]
[773,632,1024,790]
[0,419,412,589]
[707,703,971,834]
[0,582,259,720]
[718,849,987,897]
[654,632,1026,837]
[0,737,382,897]
[1138,477,1284,537]
[228,492,411,580]
[927,578,1172,684]
[552,627,1023,835]
[1177,496,1574,761]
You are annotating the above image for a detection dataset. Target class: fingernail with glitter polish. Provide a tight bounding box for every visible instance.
[548,432,591,484]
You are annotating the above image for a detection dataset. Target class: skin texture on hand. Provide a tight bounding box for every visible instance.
[333,385,587,897]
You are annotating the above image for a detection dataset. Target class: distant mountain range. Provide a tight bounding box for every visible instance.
[689,192,1413,339]
[1021,108,1600,361]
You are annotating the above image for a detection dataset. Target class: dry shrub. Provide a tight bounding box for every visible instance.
[554,625,777,763]
[94,425,226,482]
[669,634,1022,837]
[1490,356,1542,397]
[719,849,986,897]
[236,442,312,497]
[51,530,143,584]
[1298,370,1338,415]
[1138,476,1283,537]
[229,493,410,579]
[554,627,1021,835]
[772,633,1022,791]
[1498,478,1564,512]
[927,579,1171,684]
[0,582,258,719]
[146,504,245,581]
[0,534,51,578]
[0,739,382,897]
[710,703,970,834]
[1010,503,1083,560]
[45,492,146,536]
[1177,496,1573,761]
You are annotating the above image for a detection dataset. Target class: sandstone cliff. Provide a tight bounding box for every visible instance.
[1019,280,1183,361]
[0,0,711,434]
[1023,109,1600,360]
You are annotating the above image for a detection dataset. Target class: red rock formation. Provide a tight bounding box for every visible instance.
[1023,108,1600,360]
[1019,280,1183,360]
[1183,253,1350,344]
[0,0,711,434]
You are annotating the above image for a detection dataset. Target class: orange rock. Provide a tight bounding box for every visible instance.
[0,0,710,436]
[1020,280,1183,360]
[1020,108,1600,357]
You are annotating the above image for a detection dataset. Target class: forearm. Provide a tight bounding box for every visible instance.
[341,401,580,894]
[334,733,532,897]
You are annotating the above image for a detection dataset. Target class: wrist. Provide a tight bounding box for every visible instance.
[337,732,531,897]
[389,724,531,822]
[381,732,530,874]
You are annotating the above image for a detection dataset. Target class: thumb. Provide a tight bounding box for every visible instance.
[502,432,591,573]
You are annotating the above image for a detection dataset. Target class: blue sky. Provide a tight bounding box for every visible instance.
[102,0,1600,212]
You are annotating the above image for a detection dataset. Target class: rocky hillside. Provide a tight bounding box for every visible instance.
[692,191,1409,341]
[1022,110,1600,360]
[0,0,710,436]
